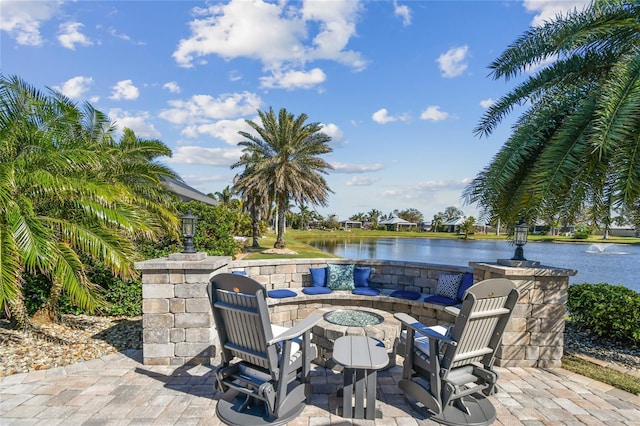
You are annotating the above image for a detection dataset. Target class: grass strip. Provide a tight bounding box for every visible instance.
[562,354,640,395]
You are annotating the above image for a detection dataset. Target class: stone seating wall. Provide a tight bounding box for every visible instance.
[135,255,575,369]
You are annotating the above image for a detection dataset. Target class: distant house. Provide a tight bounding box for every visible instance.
[379,216,416,231]
[340,220,362,230]
[442,217,465,233]
[163,178,219,206]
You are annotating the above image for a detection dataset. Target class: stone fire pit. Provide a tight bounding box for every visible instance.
[312,307,401,369]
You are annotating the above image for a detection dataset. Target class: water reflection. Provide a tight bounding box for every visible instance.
[309,238,640,293]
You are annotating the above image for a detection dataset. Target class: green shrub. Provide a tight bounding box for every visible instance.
[572,231,590,239]
[567,283,640,344]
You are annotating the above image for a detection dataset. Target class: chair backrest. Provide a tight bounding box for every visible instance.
[209,273,279,372]
[441,278,519,371]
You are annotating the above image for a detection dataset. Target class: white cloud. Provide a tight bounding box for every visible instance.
[108,108,161,139]
[181,118,250,145]
[437,45,469,78]
[159,92,263,125]
[523,0,590,27]
[167,146,244,167]
[332,162,384,173]
[260,68,326,90]
[53,76,93,99]
[109,80,140,101]
[480,98,495,109]
[57,22,92,50]
[420,106,449,122]
[382,178,469,200]
[320,123,343,145]
[0,1,60,46]
[393,1,411,26]
[372,108,409,124]
[346,176,379,186]
[163,81,181,93]
[172,0,365,88]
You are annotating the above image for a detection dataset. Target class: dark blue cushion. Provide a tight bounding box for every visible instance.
[309,267,328,287]
[424,294,458,305]
[456,272,474,301]
[302,287,332,295]
[389,290,422,300]
[231,270,247,276]
[353,266,371,287]
[352,287,380,296]
[267,289,297,299]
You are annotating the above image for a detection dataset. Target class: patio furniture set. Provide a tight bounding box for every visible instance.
[208,271,519,426]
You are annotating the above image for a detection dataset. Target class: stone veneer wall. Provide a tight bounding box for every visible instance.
[136,255,575,368]
[471,262,576,368]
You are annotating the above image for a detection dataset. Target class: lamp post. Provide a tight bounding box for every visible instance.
[181,210,197,254]
[511,219,528,261]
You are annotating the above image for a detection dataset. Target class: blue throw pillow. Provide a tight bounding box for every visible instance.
[268,289,297,299]
[309,267,328,287]
[231,270,247,276]
[424,294,458,306]
[456,272,474,301]
[352,287,380,296]
[327,264,355,290]
[389,290,422,300]
[436,273,463,300]
[302,287,332,295]
[353,266,371,288]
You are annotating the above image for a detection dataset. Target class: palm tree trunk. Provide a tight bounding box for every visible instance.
[251,205,260,248]
[274,199,286,248]
[33,280,61,324]
[8,296,33,331]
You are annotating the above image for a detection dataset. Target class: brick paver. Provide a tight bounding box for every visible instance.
[1,350,639,425]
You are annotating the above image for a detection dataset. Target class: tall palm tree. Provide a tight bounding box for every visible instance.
[0,75,178,327]
[464,1,640,225]
[367,209,381,228]
[233,153,269,248]
[214,186,235,207]
[232,107,333,248]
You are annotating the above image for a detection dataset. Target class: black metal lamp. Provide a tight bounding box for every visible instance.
[181,210,197,254]
[511,219,528,261]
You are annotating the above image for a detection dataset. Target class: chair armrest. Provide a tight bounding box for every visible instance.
[269,313,323,345]
[394,312,457,346]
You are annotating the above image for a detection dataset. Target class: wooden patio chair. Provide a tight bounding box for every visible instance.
[395,278,519,425]
[208,273,321,426]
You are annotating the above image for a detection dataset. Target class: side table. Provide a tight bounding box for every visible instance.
[332,336,388,419]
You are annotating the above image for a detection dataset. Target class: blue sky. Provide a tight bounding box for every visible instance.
[1,0,589,222]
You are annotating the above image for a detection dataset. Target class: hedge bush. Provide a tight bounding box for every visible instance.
[567,283,640,344]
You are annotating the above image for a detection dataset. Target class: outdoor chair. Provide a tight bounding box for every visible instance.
[395,278,519,426]
[208,273,322,426]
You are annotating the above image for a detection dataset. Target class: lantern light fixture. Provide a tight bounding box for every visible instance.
[181,210,197,254]
[511,219,528,261]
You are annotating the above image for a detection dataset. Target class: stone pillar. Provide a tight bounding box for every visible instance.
[135,253,231,366]
[470,261,576,368]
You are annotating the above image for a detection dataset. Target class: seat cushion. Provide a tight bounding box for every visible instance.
[435,273,463,300]
[353,266,372,287]
[401,325,451,355]
[267,289,297,298]
[456,272,474,301]
[309,266,328,287]
[302,286,332,295]
[327,264,355,290]
[389,290,422,300]
[231,270,247,276]
[424,294,458,305]
[352,287,380,296]
[271,324,302,355]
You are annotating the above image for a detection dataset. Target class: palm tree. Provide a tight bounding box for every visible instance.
[0,75,178,327]
[214,186,235,207]
[367,209,381,229]
[465,1,640,225]
[232,107,333,248]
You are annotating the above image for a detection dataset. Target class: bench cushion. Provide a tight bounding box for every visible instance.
[456,272,474,301]
[424,294,458,305]
[302,286,332,295]
[390,290,422,300]
[268,289,297,299]
[352,287,380,296]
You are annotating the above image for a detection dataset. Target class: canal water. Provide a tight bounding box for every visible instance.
[308,238,640,293]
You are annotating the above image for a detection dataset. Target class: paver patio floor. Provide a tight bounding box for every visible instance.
[1,350,639,425]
